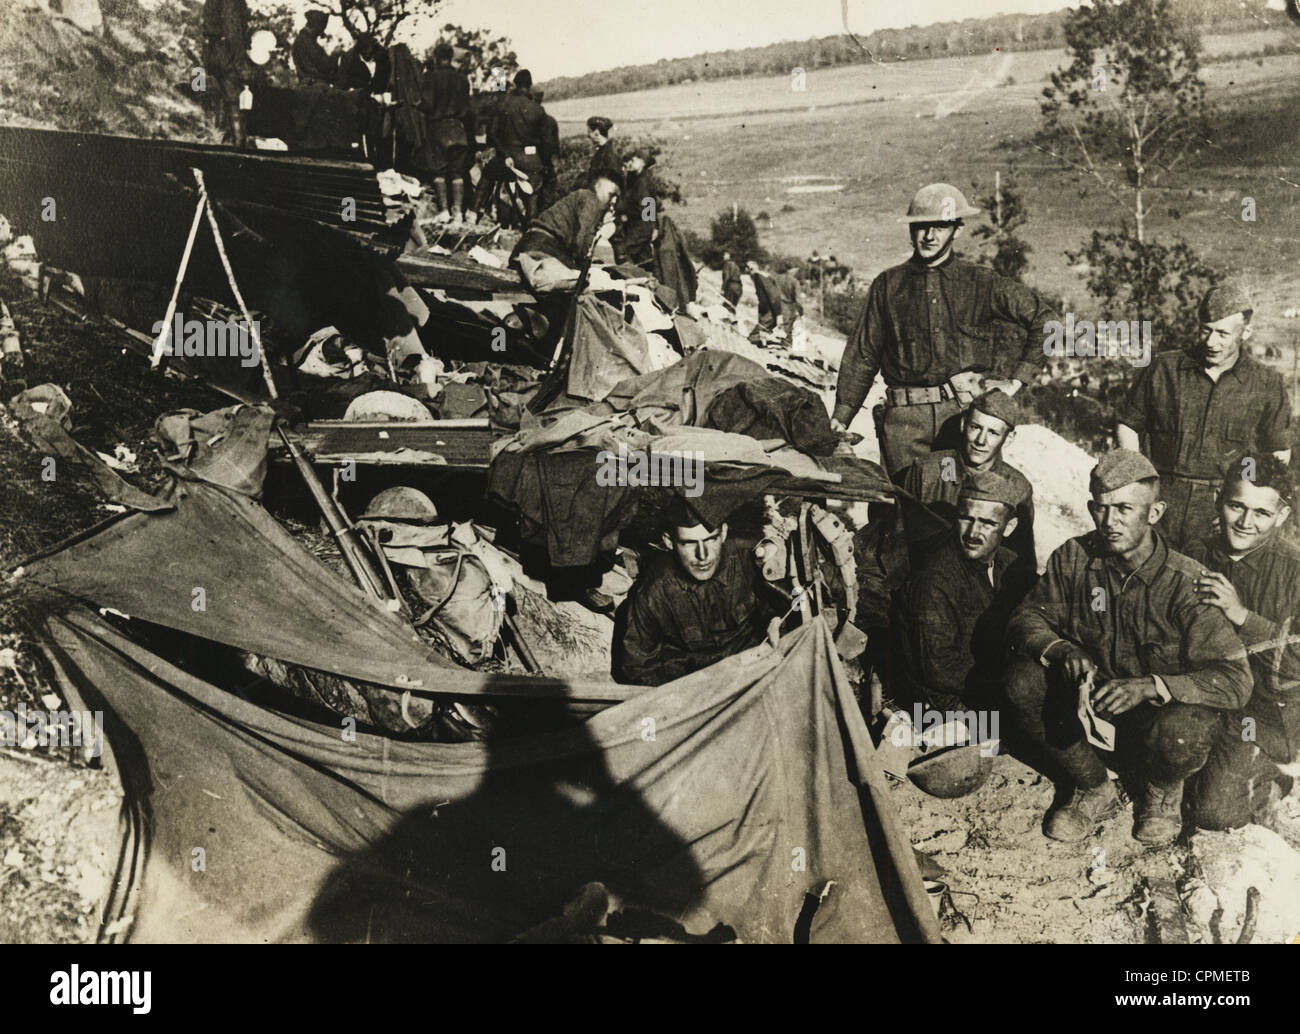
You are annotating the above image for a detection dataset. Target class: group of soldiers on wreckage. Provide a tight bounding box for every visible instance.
[615,181,1297,851]
[201,2,1296,850]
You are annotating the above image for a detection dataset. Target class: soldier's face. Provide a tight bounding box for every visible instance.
[666,523,727,582]
[1198,313,1249,369]
[1088,482,1163,556]
[587,128,603,145]
[593,178,619,207]
[962,410,1011,467]
[910,221,959,264]
[1218,478,1290,554]
[956,498,1013,561]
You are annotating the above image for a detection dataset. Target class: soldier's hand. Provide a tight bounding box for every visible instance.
[1091,676,1157,717]
[1195,571,1249,626]
[1047,641,1096,684]
[983,377,1023,397]
[829,417,848,433]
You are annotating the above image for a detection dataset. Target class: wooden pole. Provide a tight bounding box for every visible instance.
[150,189,207,370]
[191,168,279,400]
[995,170,1003,230]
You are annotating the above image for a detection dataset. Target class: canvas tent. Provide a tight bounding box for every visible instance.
[11,395,937,943]
[30,602,939,943]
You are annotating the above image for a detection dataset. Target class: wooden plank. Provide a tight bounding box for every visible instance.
[397,253,528,294]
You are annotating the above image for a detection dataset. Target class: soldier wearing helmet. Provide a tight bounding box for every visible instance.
[831,182,1059,479]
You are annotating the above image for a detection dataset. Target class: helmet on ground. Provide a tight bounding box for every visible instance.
[361,486,439,523]
[903,183,981,223]
[907,741,994,798]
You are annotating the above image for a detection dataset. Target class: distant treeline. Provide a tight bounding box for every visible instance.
[539,1,1290,102]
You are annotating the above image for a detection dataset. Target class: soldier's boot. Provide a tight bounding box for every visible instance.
[431,178,451,222]
[1044,779,1118,843]
[450,179,465,227]
[1134,780,1185,847]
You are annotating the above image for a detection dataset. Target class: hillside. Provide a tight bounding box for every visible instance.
[539,0,1291,101]
[0,3,214,139]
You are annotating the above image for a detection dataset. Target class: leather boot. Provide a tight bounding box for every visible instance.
[431,177,450,221]
[1134,780,1184,846]
[450,179,465,225]
[1044,779,1118,842]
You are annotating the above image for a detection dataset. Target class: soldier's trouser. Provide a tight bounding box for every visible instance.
[1158,474,1219,551]
[1004,656,1223,789]
[878,397,962,481]
[722,282,742,307]
[1190,696,1298,830]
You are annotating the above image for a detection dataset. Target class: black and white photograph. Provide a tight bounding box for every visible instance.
[0,0,1298,981]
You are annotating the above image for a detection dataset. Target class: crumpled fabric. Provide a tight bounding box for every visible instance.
[704,378,838,457]
[8,384,173,512]
[153,403,276,498]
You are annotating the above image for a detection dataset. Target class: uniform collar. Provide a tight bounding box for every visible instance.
[1207,533,1280,572]
[907,252,958,275]
[1086,531,1167,585]
[1177,349,1252,381]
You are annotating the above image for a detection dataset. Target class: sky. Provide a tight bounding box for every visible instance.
[431,0,1078,80]
[288,0,1292,82]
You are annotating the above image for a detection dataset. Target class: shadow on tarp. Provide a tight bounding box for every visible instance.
[30,603,938,944]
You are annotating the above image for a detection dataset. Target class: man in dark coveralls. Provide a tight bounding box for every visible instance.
[892,469,1035,715]
[1116,282,1291,549]
[830,182,1059,480]
[615,500,780,686]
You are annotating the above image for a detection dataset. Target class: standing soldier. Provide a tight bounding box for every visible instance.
[491,69,548,223]
[721,250,743,311]
[1116,282,1292,549]
[830,182,1058,480]
[422,42,471,226]
[586,117,621,185]
[201,0,252,148]
[291,9,337,86]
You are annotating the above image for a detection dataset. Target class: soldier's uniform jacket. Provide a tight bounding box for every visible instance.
[618,542,773,686]
[1183,535,1300,707]
[901,450,1036,569]
[1007,531,1253,709]
[291,28,336,86]
[895,537,1034,706]
[511,187,606,269]
[1118,350,1290,480]
[832,255,1057,425]
[492,89,548,172]
[721,259,743,290]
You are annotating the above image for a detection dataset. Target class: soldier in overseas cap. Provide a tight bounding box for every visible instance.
[831,182,1059,479]
[891,467,1036,729]
[899,387,1036,570]
[1117,280,1292,549]
[1005,449,1253,847]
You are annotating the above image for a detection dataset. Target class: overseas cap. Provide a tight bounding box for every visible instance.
[904,183,980,223]
[959,468,1022,509]
[1090,449,1159,495]
[970,388,1019,429]
[1199,281,1253,323]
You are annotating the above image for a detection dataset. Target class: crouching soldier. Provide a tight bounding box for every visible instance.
[1185,457,1300,830]
[892,469,1036,716]
[1004,450,1253,845]
[614,498,780,686]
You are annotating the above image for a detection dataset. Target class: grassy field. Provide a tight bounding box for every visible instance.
[549,30,1300,364]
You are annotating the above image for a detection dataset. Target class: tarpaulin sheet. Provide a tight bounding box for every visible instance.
[36,605,939,944]
[22,481,450,691]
